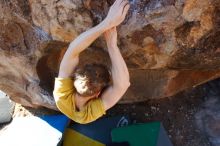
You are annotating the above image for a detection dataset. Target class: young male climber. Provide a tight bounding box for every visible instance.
[53,0,130,124]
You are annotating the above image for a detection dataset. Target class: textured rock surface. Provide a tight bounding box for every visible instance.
[0,0,219,109]
[30,0,93,42]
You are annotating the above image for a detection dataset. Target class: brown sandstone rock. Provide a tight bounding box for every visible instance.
[0,0,219,109]
[30,0,93,42]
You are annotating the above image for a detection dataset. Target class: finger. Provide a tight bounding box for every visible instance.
[106,27,114,34]
[120,1,129,13]
[106,30,111,34]
[114,0,122,6]
[122,3,130,17]
[113,27,117,34]
[113,27,117,31]
[120,0,129,6]
[106,28,114,34]
[111,27,115,31]
[116,1,128,16]
[104,31,109,39]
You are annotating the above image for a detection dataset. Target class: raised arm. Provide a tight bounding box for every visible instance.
[101,26,130,110]
[58,21,109,78]
[58,0,130,78]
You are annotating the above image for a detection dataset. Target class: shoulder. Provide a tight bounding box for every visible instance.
[53,77,75,101]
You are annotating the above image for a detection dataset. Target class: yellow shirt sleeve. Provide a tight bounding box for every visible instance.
[53,77,106,124]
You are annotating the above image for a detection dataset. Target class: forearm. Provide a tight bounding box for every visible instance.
[66,21,109,57]
[58,21,109,78]
[100,44,130,110]
[108,44,130,88]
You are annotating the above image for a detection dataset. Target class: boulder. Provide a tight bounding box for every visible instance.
[0,0,219,109]
[0,91,15,123]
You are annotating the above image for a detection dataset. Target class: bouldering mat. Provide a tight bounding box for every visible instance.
[111,122,173,146]
[63,115,130,146]
[40,114,69,133]
[0,115,69,146]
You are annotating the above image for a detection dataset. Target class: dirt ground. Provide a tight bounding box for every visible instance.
[108,86,211,146]
[0,83,214,146]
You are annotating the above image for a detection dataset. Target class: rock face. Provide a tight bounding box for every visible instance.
[0,0,219,109]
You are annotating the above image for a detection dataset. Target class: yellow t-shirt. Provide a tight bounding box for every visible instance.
[53,78,106,124]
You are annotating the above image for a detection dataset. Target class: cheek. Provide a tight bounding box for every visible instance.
[74,80,88,94]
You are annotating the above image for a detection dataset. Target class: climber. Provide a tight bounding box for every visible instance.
[53,0,130,124]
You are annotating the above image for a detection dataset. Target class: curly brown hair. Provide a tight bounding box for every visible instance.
[73,64,110,97]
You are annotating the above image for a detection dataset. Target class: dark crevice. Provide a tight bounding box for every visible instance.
[36,45,67,94]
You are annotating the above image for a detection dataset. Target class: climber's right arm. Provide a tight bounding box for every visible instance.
[58,0,130,78]
[58,22,109,78]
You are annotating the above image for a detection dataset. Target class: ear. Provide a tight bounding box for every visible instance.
[96,91,101,98]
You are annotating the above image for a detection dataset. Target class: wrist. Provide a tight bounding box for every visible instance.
[107,42,117,48]
[100,19,112,31]
[96,21,108,33]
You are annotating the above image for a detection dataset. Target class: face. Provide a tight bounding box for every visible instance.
[74,78,88,95]
[74,78,101,99]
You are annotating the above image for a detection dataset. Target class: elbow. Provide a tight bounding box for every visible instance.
[124,80,130,88]
[127,81,131,88]
[123,77,131,88]
[125,81,131,89]
[125,72,131,88]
